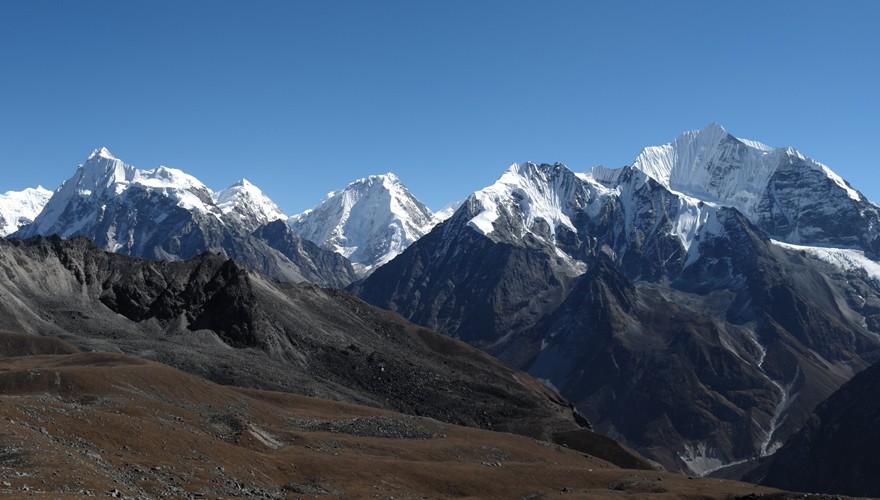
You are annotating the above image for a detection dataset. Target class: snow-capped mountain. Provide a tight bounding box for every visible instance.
[288,173,439,276]
[14,148,355,287]
[18,147,220,245]
[354,127,880,474]
[0,185,53,236]
[20,147,286,240]
[623,123,880,252]
[434,199,464,222]
[457,160,714,280]
[215,178,286,232]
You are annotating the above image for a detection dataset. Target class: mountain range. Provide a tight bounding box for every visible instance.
[3,124,880,494]
[353,124,880,475]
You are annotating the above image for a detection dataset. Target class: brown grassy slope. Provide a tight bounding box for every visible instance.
[0,335,800,499]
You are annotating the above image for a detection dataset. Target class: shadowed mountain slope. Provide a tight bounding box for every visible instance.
[746,358,880,497]
[354,129,880,474]
[0,331,806,498]
[0,235,592,443]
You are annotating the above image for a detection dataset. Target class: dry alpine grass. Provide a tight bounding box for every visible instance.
[0,333,813,499]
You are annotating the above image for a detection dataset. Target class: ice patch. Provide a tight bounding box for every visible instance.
[771,240,880,283]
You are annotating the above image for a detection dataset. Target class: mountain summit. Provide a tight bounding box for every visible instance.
[288,173,439,276]
[14,149,355,287]
[618,124,878,251]
[214,178,286,232]
[20,148,220,241]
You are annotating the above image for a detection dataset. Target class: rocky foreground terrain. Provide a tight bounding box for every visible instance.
[0,331,832,499]
[0,235,591,442]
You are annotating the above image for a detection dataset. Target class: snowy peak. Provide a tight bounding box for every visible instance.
[630,123,776,213]
[76,148,137,192]
[88,146,117,161]
[337,173,404,198]
[435,199,464,222]
[628,124,864,218]
[137,165,208,191]
[466,161,603,240]
[288,172,437,275]
[0,186,53,236]
[215,178,286,231]
[17,148,294,243]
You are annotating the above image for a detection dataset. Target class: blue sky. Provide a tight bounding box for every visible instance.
[2,1,878,213]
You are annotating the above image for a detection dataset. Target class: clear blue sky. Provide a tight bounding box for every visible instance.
[2,1,878,213]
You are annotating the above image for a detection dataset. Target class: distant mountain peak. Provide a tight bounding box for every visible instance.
[628,124,864,221]
[466,161,587,240]
[379,171,399,182]
[288,172,437,276]
[12,149,352,286]
[215,178,286,230]
[230,178,254,188]
[345,172,402,192]
[0,185,53,236]
[88,146,116,161]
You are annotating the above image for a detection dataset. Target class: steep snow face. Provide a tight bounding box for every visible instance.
[463,162,721,278]
[215,179,286,232]
[626,124,880,254]
[0,186,53,236]
[631,123,782,217]
[288,173,438,275]
[467,162,611,239]
[630,123,863,219]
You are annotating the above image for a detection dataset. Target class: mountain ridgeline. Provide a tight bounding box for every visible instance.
[4,125,880,493]
[353,125,880,475]
[12,149,356,287]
